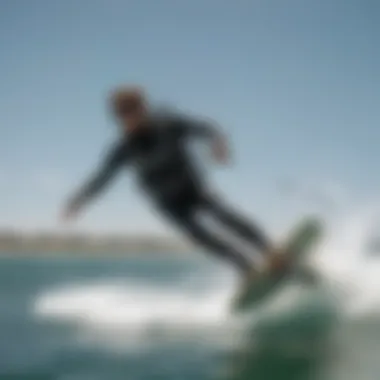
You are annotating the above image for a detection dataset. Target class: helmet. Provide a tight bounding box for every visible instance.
[110,86,146,116]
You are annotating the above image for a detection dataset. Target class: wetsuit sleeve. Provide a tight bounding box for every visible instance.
[70,143,128,208]
[174,115,219,140]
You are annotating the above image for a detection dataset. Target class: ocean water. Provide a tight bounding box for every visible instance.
[2,209,380,380]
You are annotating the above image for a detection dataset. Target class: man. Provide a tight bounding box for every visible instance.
[61,86,284,284]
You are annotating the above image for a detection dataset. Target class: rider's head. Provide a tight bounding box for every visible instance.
[110,86,148,132]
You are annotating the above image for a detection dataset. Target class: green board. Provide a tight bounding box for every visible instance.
[231,217,323,313]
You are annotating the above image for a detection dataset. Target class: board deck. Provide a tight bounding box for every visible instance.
[231,217,323,313]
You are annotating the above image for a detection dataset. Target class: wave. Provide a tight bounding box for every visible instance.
[32,200,380,351]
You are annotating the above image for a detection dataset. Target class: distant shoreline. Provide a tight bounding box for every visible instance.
[0,230,191,257]
[0,250,190,258]
[0,245,191,257]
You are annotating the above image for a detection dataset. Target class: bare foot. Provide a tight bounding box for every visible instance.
[266,248,289,273]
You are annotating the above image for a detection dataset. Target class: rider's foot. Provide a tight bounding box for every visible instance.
[264,247,289,274]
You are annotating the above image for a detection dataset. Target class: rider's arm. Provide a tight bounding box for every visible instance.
[65,142,129,212]
[176,115,221,140]
[175,115,230,163]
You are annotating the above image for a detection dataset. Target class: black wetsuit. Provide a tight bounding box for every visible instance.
[74,112,270,274]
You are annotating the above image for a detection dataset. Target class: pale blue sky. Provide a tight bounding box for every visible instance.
[0,0,379,233]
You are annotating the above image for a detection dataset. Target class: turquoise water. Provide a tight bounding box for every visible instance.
[0,255,379,380]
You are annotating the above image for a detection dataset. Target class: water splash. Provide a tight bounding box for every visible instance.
[32,201,380,351]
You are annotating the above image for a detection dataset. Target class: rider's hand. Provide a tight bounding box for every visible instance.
[212,137,230,165]
[60,199,82,224]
